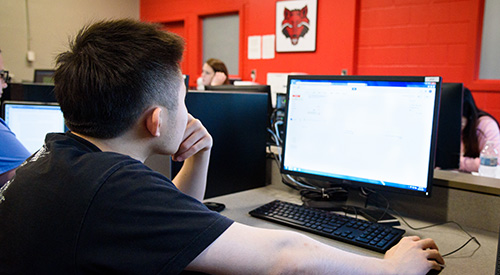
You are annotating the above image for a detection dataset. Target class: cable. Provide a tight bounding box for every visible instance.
[273,120,283,144]
[267,145,307,190]
[392,209,481,257]
[368,190,481,258]
[299,187,348,201]
[266,128,280,146]
[362,188,392,222]
[441,235,481,257]
[267,114,312,191]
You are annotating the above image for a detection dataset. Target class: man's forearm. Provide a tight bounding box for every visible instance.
[172,149,211,200]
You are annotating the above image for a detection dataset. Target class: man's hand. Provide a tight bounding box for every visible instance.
[172,114,212,162]
[171,114,212,200]
[384,236,444,274]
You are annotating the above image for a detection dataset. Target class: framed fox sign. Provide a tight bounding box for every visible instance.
[276,0,317,52]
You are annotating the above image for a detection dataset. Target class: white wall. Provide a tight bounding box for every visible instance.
[0,0,139,82]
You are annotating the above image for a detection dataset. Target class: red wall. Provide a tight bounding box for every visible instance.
[141,0,500,121]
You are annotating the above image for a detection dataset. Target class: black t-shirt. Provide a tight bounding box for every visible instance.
[0,133,233,274]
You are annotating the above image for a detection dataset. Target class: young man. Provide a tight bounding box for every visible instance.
[0,19,444,274]
[0,49,31,186]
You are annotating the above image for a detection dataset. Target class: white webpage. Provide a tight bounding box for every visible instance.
[283,79,437,193]
[5,104,65,154]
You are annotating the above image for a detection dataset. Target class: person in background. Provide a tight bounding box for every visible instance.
[460,87,500,172]
[198,58,230,88]
[0,19,444,274]
[0,48,31,186]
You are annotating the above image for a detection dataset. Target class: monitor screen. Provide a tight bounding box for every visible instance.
[435,83,463,170]
[281,75,441,198]
[2,101,66,154]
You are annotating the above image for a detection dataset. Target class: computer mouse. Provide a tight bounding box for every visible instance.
[426,262,445,275]
[203,202,226,212]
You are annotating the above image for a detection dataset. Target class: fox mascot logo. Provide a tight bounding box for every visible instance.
[281,6,309,45]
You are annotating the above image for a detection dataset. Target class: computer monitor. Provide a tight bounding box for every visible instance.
[435,83,463,170]
[204,84,273,131]
[34,69,55,84]
[0,83,56,103]
[171,90,269,198]
[24,83,57,102]
[183,74,189,91]
[2,101,66,154]
[3,83,58,103]
[281,75,441,209]
[204,84,270,94]
[204,84,272,109]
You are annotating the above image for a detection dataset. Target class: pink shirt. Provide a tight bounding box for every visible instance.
[460,116,500,172]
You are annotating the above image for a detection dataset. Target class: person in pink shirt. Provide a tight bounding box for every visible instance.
[460,88,500,172]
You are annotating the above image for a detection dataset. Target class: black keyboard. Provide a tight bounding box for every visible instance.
[249,200,405,253]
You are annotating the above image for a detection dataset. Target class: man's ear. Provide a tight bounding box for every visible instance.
[146,107,162,137]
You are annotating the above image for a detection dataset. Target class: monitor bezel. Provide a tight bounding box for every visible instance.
[202,85,273,126]
[33,69,56,83]
[2,100,60,119]
[435,82,463,170]
[280,75,442,198]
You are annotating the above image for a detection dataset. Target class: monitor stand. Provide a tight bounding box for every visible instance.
[303,186,400,226]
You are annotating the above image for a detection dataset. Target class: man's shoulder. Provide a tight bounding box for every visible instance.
[16,133,162,196]
[44,132,139,166]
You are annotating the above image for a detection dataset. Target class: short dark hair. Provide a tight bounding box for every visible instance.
[54,19,185,139]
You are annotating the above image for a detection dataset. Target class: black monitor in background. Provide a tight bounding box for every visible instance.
[183,74,189,91]
[282,75,441,212]
[2,83,57,103]
[34,69,55,83]
[435,83,463,170]
[1,101,66,154]
[205,84,273,134]
[171,90,269,198]
[204,84,272,112]
[205,84,271,94]
[22,83,57,102]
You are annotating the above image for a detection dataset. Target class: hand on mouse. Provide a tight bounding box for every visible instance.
[384,236,444,274]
